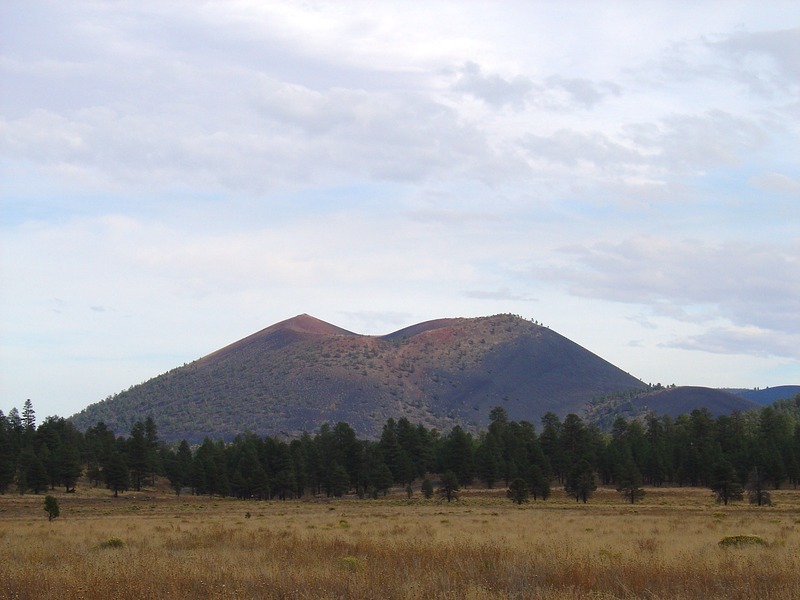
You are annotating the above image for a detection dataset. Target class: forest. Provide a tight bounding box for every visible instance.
[2,396,800,504]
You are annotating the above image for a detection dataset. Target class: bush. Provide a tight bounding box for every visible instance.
[98,537,125,549]
[421,478,434,499]
[44,495,59,521]
[718,535,768,548]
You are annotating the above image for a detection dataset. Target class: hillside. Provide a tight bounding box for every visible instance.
[726,386,800,406]
[585,385,760,429]
[70,313,647,441]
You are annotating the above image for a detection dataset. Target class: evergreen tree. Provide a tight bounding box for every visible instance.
[438,471,459,502]
[616,457,646,504]
[44,495,60,521]
[144,416,162,485]
[379,419,403,482]
[105,452,130,497]
[565,459,596,503]
[85,422,116,487]
[746,467,772,506]
[59,443,83,493]
[27,452,49,494]
[709,460,743,505]
[527,464,550,501]
[327,462,350,498]
[539,412,563,481]
[560,414,594,473]
[421,478,434,499]
[440,426,475,486]
[507,478,530,504]
[269,441,296,500]
[0,417,15,494]
[475,433,503,488]
[22,399,36,433]
[643,415,668,486]
[127,421,149,491]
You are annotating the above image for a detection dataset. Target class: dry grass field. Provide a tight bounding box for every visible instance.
[2,484,800,599]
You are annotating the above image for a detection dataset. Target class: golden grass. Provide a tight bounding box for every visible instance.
[2,485,799,599]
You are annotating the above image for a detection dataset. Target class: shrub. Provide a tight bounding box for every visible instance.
[44,496,60,521]
[718,535,768,548]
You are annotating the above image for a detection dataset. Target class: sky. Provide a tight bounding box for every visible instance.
[2,1,800,421]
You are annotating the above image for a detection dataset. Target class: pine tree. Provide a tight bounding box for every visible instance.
[565,459,596,503]
[105,452,130,497]
[746,467,772,506]
[527,464,550,501]
[59,443,83,493]
[44,495,60,521]
[507,478,530,504]
[709,460,743,505]
[27,452,49,494]
[616,458,646,504]
[22,399,36,433]
[127,421,149,491]
[328,463,350,498]
[438,471,459,502]
[421,478,434,499]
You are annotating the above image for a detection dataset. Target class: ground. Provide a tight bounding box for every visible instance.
[1,482,799,599]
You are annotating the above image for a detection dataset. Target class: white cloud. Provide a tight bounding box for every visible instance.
[538,235,800,357]
[749,172,800,195]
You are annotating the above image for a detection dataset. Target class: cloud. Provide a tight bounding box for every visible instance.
[451,62,534,109]
[711,26,800,95]
[667,326,800,359]
[543,76,622,109]
[537,235,800,357]
[749,172,800,195]
[520,129,643,169]
[463,288,537,302]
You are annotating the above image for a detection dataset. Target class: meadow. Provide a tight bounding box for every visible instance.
[1,485,799,599]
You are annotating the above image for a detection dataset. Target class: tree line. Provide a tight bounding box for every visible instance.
[2,397,800,504]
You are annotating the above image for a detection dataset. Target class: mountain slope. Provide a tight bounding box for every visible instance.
[585,385,761,428]
[70,314,646,441]
[727,385,800,406]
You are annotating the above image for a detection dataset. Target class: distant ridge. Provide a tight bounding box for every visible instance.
[584,385,761,428]
[631,386,760,418]
[71,313,647,441]
[726,385,800,406]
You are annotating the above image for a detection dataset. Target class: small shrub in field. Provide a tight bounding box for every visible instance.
[719,535,768,548]
[44,496,60,521]
[98,537,125,549]
[339,556,360,572]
